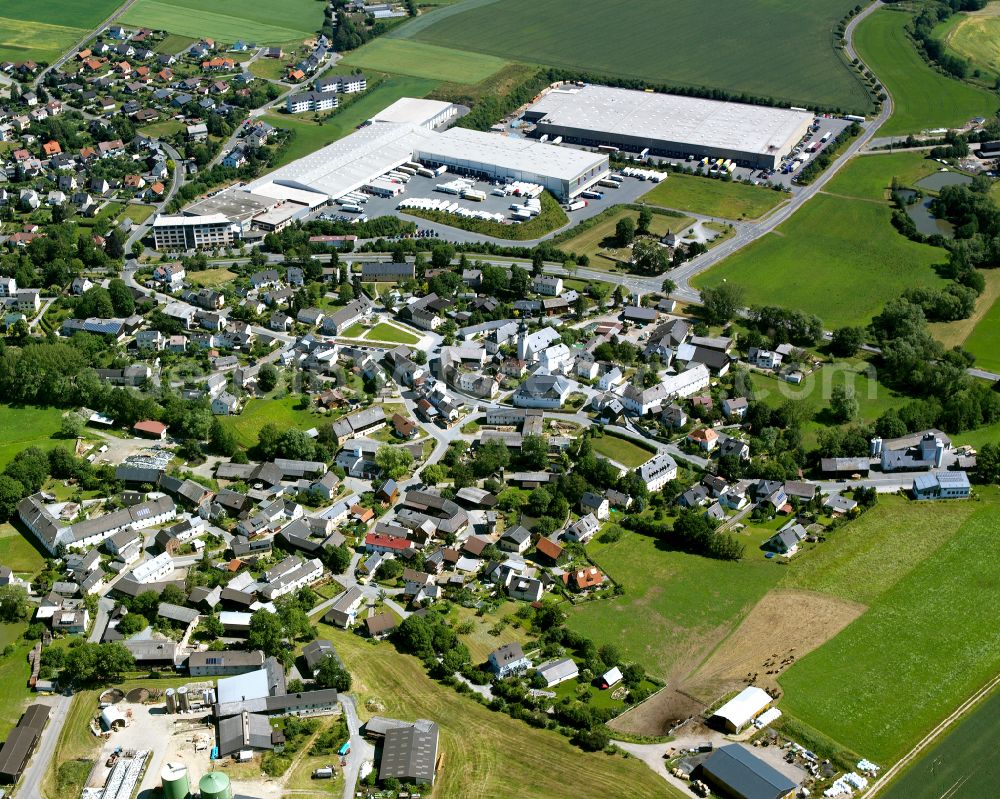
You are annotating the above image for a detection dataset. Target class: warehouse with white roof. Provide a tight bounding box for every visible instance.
[369,97,459,129]
[710,686,774,733]
[524,84,814,170]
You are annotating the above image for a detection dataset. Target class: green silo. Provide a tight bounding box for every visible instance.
[199,771,233,799]
[160,763,190,799]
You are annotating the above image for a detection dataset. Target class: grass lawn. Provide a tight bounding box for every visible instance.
[0,405,69,469]
[121,205,155,225]
[263,76,439,167]
[823,152,939,202]
[780,490,1000,764]
[749,363,907,447]
[153,33,197,55]
[0,523,45,576]
[120,0,323,43]
[692,193,948,328]
[0,624,32,740]
[641,173,786,220]
[959,284,1000,372]
[879,683,1000,799]
[412,0,872,112]
[447,602,532,663]
[220,396,323,448]
[854,8,999,137]
[588,432,655,469]
[568,528,783,678]
[0,0,123,62]
[340,38,509,84]
[363,322,420,345]
[187,267,236,288]
[557,207,693,266]
[340,322,365,338]
[934,3,1000,82]
[138,119,185,139]
[312,621,676,799]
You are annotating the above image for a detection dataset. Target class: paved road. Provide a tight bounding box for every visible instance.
[338,694,374,799]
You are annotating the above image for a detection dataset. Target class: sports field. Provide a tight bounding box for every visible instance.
[692,193,948,328]
[339,38,509,84]
[0,0,123,63]
[312,620,677,799]
[410,0,872,111]
[880,685,1000,799]
[854,8,999,136]
[780,493,1000,764]
[264,76,439,167]
[642,174,786,220]
[120,0,324,44]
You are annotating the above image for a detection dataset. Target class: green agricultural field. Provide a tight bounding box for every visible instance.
[780,492,1000,764]
[412,0,872,111]
[364,323,420,345]
[153,33,196,55]
[568,528,782,677]
[187,268,236,287]
[312,621,676,799]
[823,152,939,201]
[880,685,1000,799]
[855,8,999,136]
[220,396,324,448]
[556,207,694,267]
[120,0,323,44]
[588,432,655,469]
[692,193,948,328]
[0,524,45,576]
[961,293,1000,372]
[263,76,439,167]
[642,174,786,220]
[0,0,123,63]
[0,405,69,469]
[340,39,509,84]
[934,3,1000,81]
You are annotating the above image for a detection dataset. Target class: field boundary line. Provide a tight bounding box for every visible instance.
[863,670,1000,797]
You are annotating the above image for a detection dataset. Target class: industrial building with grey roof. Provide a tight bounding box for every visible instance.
[524,84,814,170]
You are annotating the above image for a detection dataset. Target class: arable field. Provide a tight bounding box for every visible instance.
[263,76,439,167]
[315,621,677,799]
[929,268,1000,350]
[0,405,68,469]
[854,8,999,136]
[822,151,939,202]
[568,528,783,682]
[0,0,123,63]
[933,2,1000,81]
[642,174,786,220]
[339,39,509,84]
[557,208,694,266]
[412,0,873,111]
[120,0,323,44]
[959,290,1000,372]
[780,492,1000,764]
[587,432,655,469]
[879,685,1000,799]
[692,193,948,327]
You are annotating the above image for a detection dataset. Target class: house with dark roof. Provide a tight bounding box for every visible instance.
[698,743,797,799]
[378,722,439,786]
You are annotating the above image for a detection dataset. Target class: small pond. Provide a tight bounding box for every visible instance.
[914,171,973,191]
[897,188,955,238]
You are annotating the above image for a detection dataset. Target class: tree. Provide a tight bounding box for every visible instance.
[93,642,135,682]
[0,584,30,622]
[661,277,677,295]
[0,475,25,522]
[472,439,510,478]
[315,654,352,691]
[60,412,85,439]
[161,583,186,605]
[830,326,866,357]
[518,434,548,470]
[257,363,278,393]
[700,283,745,325]
[375,446,413,480]
[256,423,282,460]
[77,286,114,319]
[830,384,859,423]
[528,487,552,516]
[631,238,670,274]
[615,216,635,247]
[208,418,238,456]
[107,279,135,317]
[975,442,1000,484]
[637,207,653,235]
[247,609,286,657]
[324,544,351,575]
[116,613,148,636]
[201,614,225,638]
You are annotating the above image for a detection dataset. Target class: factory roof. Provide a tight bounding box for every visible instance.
[528,84,813,157]
[413,126,607,181]
[184,190,276,222]
[369,97,455,127]
[152,213,231,227]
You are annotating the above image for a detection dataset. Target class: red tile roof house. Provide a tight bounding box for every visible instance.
[563,567,605,591]
[133,420,167,439]
[364,532,413,555]
[687,427,719,452]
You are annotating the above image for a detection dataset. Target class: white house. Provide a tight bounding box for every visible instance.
[638,452,678,492]
[131,551,174,583]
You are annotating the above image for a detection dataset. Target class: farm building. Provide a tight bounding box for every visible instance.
[524,84,813,170]
[698,743,797,799]
[711,686,773,733]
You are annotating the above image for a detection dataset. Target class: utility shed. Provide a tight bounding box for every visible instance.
[711,686,772,733]
[699,743,797,799]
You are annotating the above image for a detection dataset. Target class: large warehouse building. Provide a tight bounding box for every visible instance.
[524,84,814,170]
